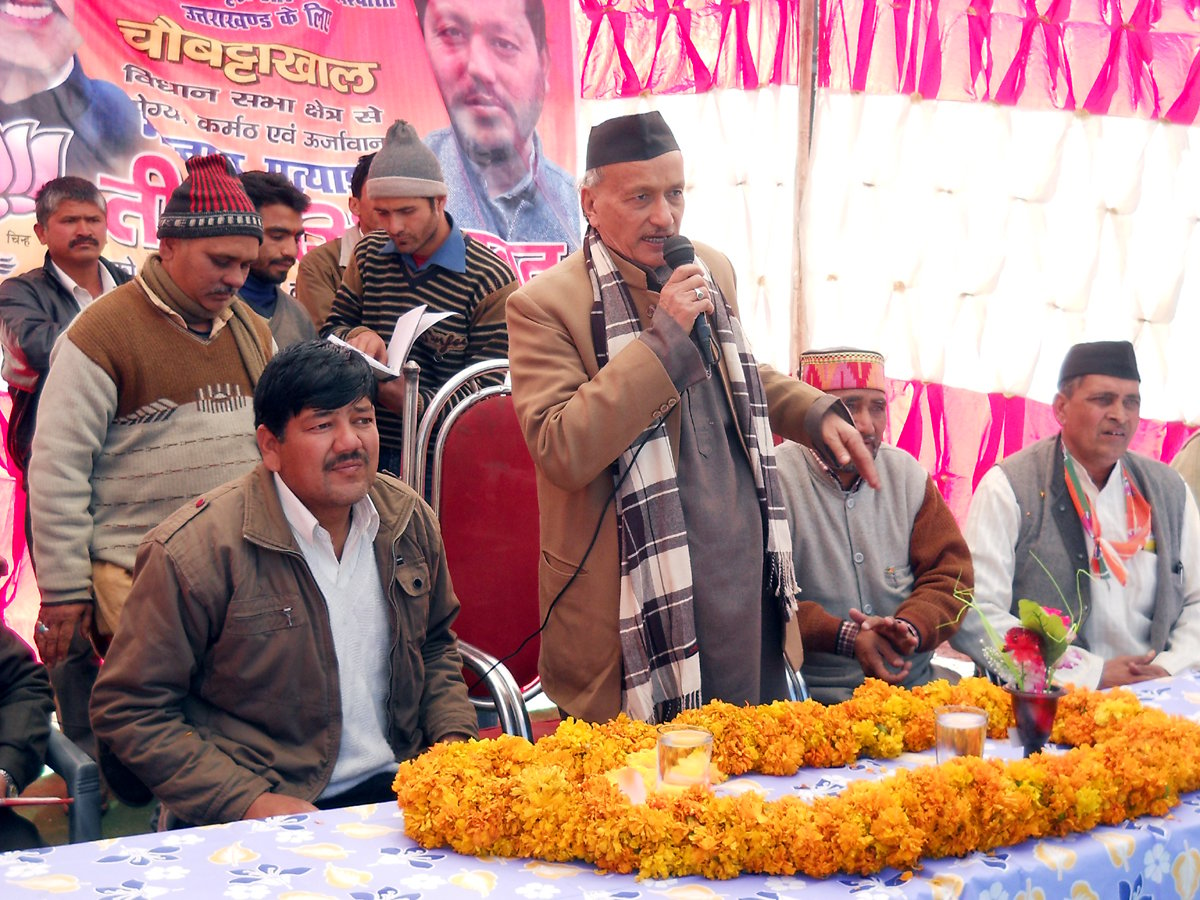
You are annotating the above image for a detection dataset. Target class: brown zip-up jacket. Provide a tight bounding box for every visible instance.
[90,463,477,825]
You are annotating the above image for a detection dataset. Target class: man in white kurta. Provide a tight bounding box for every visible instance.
[952,340,1200,688]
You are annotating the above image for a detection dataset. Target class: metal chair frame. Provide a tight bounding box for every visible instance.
[784,664,810,702]
[459,641,533,740]
[403,359,542,730]
[414,361,543,708]
[413,358,512,500]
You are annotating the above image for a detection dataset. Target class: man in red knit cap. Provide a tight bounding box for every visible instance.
[29,153,274,667]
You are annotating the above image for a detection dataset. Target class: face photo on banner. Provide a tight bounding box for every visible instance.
[0,0,158,191]
[415,0,583,266]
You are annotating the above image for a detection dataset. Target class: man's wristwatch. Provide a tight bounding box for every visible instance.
[0,769,18,798]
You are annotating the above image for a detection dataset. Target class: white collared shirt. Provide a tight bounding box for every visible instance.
[49,260,117,312]
[957,453,1200,688]
[273,473,397,796]
[338,225,364,269]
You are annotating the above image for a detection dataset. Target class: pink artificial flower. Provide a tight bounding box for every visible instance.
[1042,607,1071,628]
[1004,627,1047,692]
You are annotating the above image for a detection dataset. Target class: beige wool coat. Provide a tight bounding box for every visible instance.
[507,241,837,723]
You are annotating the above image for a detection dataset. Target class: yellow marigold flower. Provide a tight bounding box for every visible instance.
[392,681,1200,882]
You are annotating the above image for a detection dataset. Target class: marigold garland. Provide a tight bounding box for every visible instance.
[393,677,1200,880]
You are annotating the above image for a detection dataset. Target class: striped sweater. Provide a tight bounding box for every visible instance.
[28,280,273,605]
[324,229,516,451]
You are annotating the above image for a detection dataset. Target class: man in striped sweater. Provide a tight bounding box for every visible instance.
[324,119,517,474]
[29,153,274,669]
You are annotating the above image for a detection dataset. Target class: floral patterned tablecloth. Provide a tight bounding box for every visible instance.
[8,673,1200,899]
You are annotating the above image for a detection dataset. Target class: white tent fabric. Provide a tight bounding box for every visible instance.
[800,90,1200,423]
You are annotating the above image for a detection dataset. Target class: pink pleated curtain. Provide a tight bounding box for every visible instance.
[578,0,1199,522]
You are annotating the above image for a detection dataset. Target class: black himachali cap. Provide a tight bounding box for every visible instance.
[585,111,680,170]
[1058,340,1141,385]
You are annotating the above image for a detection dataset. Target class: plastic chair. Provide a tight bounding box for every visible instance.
[46,728,102,843]
[415,360,544,728]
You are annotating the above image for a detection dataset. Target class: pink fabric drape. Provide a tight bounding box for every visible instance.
[820,0,1200,123]
[887,377,1198,524]
[577,0,805,98]
[582,0,1200,124]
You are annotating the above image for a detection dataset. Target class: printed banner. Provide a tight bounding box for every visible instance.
[0,0,580,619]
[0,0,580,284]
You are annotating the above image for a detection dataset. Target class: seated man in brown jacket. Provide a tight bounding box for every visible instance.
[90,340,477,826]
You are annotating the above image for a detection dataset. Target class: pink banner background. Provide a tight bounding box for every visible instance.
[887,378,1198,522]
[0,0,580,626]
[819,0,1200,123]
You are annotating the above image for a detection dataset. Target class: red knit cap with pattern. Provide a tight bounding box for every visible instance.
[157,153,263,242]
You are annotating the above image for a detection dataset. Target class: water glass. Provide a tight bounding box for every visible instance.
[656,724,714,788]
[934,705,988,763]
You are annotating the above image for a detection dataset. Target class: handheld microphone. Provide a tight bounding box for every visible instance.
[662,235,716,369]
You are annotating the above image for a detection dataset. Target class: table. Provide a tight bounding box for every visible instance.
[7,673,1200,898]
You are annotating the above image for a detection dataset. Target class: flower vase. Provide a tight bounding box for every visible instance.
[1006,686,1065,756]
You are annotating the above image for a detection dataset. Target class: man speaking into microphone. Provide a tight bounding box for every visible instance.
[506,111,879,724]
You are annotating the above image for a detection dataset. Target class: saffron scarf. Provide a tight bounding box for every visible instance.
[1063,450,1152,586]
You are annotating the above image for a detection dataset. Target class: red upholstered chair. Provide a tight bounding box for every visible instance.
[415,360,543,737]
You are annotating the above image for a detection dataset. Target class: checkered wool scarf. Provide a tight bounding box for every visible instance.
[584,228,799,724]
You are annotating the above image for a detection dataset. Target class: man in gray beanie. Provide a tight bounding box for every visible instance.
[952,340,1200,689]
[323,119,517,474]
[30,153,275,667]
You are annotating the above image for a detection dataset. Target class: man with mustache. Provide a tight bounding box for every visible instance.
[0,176,128,492]
[0,176,128,762]
[237,171,316,349]
[0,0,150,177]
[952,340,1200,688]
[774,349,971,704]
[28,154,274,674]
[416,0,581,251]
[506,112,880,725]
[324,120,516,475]
[90,340,477,826]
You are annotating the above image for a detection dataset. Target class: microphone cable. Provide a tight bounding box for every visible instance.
[462,407,674,696]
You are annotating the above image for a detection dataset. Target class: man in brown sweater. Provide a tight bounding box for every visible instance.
[29,153,273,668]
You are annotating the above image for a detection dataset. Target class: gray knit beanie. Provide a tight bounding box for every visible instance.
[367,120,448,199]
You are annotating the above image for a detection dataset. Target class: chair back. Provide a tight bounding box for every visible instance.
[417,360,542,703]
[48,728,102,843]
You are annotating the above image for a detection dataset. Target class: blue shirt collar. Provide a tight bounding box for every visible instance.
[381,212,467,274]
